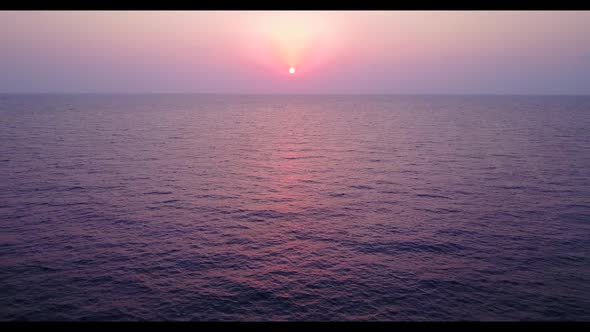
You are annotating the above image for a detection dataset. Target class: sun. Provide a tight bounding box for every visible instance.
[289,67,295,74]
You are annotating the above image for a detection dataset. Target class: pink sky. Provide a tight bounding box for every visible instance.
[1,11,589,94]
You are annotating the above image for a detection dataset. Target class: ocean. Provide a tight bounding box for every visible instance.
[1,94,589,320]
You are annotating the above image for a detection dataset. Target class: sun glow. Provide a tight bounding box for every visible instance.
[238,12,342,77]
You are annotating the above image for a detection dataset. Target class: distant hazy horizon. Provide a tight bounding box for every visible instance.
[2,92,590,96]
[1,11,590,95]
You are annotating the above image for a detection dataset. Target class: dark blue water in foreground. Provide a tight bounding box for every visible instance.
[1,94,589,321]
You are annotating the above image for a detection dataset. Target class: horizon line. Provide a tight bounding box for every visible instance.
[2,92,590,97]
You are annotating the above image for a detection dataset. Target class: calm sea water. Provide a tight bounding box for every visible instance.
[1,94,589,321]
